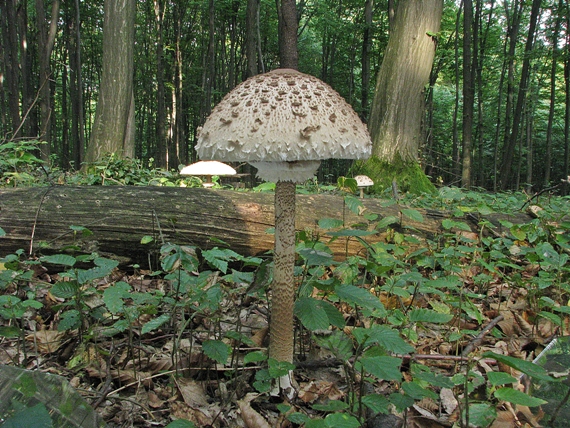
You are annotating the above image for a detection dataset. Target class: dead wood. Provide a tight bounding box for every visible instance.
[0,186,531,267]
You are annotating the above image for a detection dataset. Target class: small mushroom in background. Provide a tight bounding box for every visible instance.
[354,174,374,198]
[180,160,236,188]
[196,68,372,397]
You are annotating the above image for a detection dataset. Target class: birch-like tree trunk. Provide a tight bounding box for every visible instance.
[85,0,135,163]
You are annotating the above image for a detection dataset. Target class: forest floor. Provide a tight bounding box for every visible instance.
[0,256,558,428]
[1,186,569,427]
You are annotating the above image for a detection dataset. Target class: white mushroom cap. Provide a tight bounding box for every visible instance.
[196,68,372,183]
[180,160,237,177]
[354,175,374,187]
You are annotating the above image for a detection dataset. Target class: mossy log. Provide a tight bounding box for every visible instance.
[0,186,530,267]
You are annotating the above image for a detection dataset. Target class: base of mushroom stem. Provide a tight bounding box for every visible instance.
[270,370,296,400]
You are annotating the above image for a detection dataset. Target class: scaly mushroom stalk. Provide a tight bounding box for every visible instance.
[269,180,296,394]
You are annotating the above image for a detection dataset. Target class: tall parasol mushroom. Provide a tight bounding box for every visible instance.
[196,68,372,396]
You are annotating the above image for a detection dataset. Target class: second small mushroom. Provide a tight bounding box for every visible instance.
[196,68,372,396]
[354,174,374,198]
[180,160,236,188]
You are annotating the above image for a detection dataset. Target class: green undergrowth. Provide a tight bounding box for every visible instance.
[2,139,570,426]
[1,187,569,427]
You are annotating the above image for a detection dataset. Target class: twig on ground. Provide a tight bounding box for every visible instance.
[461,314,504,357]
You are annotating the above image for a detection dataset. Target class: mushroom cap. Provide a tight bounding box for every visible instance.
[196,68,372,182]
[180,160,237,176]
[354,175,374,187]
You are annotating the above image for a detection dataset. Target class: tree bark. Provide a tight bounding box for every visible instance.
[154,0,167,168]
[361,0,373,120]
[277,0,298,69]
[85,0,136,164]
[367,0,443,163]
[173,1,186,165]
[0,186,531,267]
[461,0,474,189]
[544,0,564,187]
[71,0,85,168]
[245,0,260,78]
[35,0,60,161]
[1,0,22,137]
[498,0,541,190]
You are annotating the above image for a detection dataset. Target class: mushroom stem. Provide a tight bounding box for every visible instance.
[269,180,296,395]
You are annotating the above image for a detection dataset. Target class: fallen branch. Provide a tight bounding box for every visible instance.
[461,314,505,357]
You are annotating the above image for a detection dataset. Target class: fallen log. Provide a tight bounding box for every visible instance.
[0,186,530,267]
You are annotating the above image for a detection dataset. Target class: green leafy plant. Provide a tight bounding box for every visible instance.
[43,253,119,340]
[0,140,45,187]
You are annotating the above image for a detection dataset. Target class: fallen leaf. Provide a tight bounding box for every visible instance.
[26,329,66,354]
[175,378,209,408]
[238,393,271,428]
[440,388,458,414]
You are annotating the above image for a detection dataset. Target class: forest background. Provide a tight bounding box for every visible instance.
[1,0,569,193]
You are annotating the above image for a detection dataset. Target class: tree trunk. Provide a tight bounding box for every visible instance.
[368,0,442,163]
[452,3,461,182]
[18,1,32,140]
[361,0,373,120]
[85,0,136,164]
[173,2,186,165]
[1,0,22,137]
[35,0,60,161]
[356,0,442,195]
[544,0,564,187]
[245,0,259,78]
[562,41,570,195]
[0,186,530,267]
[277,0,298,69]
[461,0,474,189]
[154,0,169,169]
[66,0,86,168]
[498,0,541,190]
[201,0,216,121]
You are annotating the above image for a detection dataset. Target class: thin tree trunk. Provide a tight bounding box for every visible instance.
[563,35,570,194]
[61,49,69,168]
[526,99,533,190]
[461,0,474,189]
[35,0,60,160]
[452,1,462,183]
[277,0,298,69]
[154,0,167,168]
[499,0,541,190]
[201,0,216,120]
[544,0,564,187]
[245,0,259,78]
[475,0,494,188]
[361,0,373,120]
[18,1,32,139]
[173,1,186,165]
[2,0,22,137]
[70,0,85,168]
[228,0,239,89]
[498,0,522,190]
